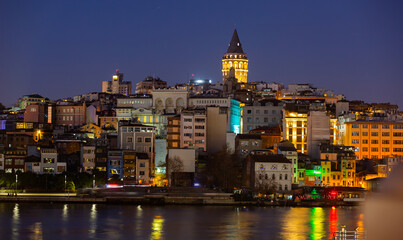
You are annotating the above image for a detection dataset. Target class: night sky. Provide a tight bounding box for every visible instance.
[1,0,402,108]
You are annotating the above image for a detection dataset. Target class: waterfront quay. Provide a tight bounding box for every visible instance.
[0,186,364,207]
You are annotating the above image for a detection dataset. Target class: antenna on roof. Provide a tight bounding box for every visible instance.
[234,20,237,29]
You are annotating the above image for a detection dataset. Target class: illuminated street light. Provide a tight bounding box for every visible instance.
[65,175,67,194]
[15,174,18,196]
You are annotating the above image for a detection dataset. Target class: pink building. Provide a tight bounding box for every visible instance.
[55,103,86,128]
[180,109,207,151]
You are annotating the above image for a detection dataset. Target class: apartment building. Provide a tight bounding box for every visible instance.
[180,109,207,151]
[242,100,283,133]
[118,123,155,175]
[338,120,403,159]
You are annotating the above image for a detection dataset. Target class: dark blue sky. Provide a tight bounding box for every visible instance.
[1,0,402,108]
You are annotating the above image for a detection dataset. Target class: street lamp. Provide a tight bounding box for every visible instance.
[15,174,18,196]
[93,174,95,188]
[65,175,67,195]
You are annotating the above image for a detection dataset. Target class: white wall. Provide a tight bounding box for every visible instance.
[168,148,195,173]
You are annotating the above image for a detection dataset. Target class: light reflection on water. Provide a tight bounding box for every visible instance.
[310,207,325,240]
[11,203,19,240]
[151,215,164,240]
[281,207,310,240]
[88,204,97,238]
[29,222,43,240]
[0,203,365,239]
[329,207,338,239]
[218,207,254,240]
[62,204,68,221]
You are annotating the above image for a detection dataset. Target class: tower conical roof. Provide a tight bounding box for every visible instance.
[226,28,244,53]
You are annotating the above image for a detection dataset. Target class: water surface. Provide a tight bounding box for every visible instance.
[0,203,365,240]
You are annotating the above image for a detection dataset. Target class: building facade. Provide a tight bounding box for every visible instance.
[338,121,403,159]
[118,123,156,175]
[102,70,132,96]
[136,76,167,94]
[180,109,207,151]
[55,103,86,128]
[246,153,293,191]
[81,146,96,173]
[242,100,283,133]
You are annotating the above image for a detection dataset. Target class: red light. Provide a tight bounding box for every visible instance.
[332,206,336,210]
[330,190,337,196]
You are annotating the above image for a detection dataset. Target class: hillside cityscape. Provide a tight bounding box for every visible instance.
[0,26,401,203]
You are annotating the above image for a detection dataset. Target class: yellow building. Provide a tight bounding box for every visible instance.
[338,121,403,159]
[222,26,248,84]
[320,161,332,186]
[283,109,339,155]
[80,123,101,138]
[99,116,117,130]
[283,111,308,154]
[330,118,338,145]
[320,145,357,187]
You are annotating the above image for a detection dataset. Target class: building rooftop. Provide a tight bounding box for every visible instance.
[226,28,244,53]
[23,94,44,99]
[119,94,152,99]
[236,134,261,140]
[189,95,227,99]
[278,146,297,152]
[25,155,41,162]
[136,152,149,159]
[250,154,291,164]
[249,125,282,135]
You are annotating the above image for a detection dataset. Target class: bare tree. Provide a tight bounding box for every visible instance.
[255,168,277,195]
[207,146,243,192]
[158,156,184,185]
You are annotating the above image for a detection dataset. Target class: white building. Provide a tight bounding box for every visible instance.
[307,111,330,159]
[102,70,132,96]
[81,146,96,173]
[118,123,156,174]
[277,143,298,184]
[180,109,207,151]
[136,153,150,184]
[152,89,188,114]
[41,148,66,174]
[242,100,284,133]
[116,96,153,109]
[255,82,284,92]
[167,148,196,173]
[248,153,293,191]
[155,139,167,174]
[386,156,403,174]
[188,96,231,109]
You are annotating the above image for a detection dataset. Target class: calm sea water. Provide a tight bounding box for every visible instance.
[0,203,364,240]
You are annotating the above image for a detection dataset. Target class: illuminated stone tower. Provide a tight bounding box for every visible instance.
[222,25,248,84]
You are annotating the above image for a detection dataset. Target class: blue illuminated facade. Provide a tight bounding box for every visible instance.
[229,99,241,134]
[107,150,123,179]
